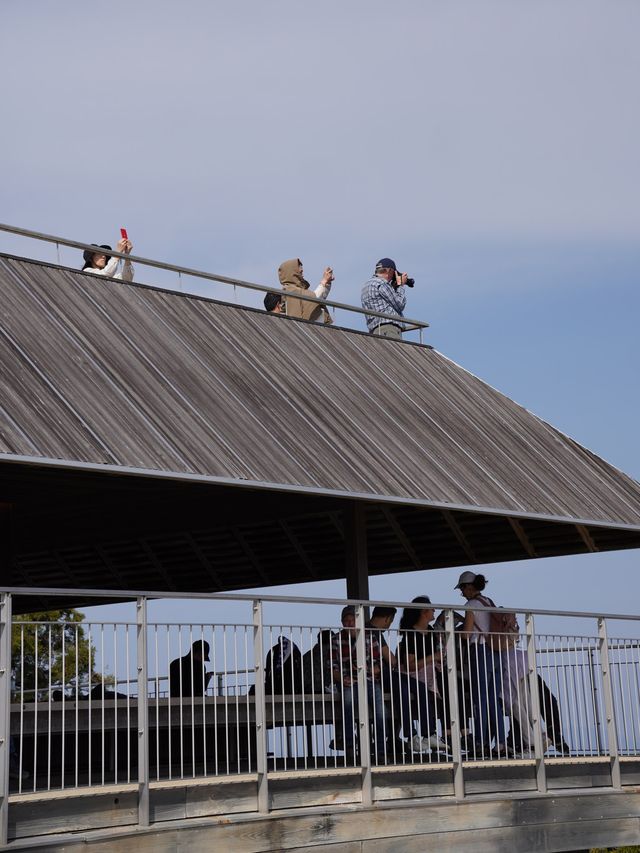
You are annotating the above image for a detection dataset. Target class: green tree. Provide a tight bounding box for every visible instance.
[11,609,108,699]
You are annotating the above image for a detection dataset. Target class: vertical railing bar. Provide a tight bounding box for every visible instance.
[554,635,569,755]
[462,634,473,760]
[126,624,131,784]
[583,643,594,754]
[100,623,105,785]
[598,617,621,788]
[47,625,52,791]
[525,613,546,793]
[223,626,230,776]
[60,624,65,790]
[0,593,13,847]
[113,625,118,784]
[355,604,372,807]
[234,624,240,774]
[626,641,640,754]
[33,627,38,790]
[253,601,268,813]
[621,638,633,755]
[136,597,150,826]
[154,625,159,781]
[269,626,276,772]
[298,627,307,770]
[244,625,252,774]
[563,636,578,754]
[189,624,195,779]
[19,626,25,794]
[213,626,219,776]
[445,609,464,798]
[571,635,586,756]
[178,628,184,779]
[74,625,79,788]
[167,627,173,781]
[632,645,640,754]
[588,647,602,755]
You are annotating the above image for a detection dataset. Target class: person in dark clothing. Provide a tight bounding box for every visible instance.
[169,640,212,698]
[302,629,336,693]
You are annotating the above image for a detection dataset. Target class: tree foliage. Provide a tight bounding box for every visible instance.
[11,609,106,698]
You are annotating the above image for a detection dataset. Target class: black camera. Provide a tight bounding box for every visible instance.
[405,277,415,288]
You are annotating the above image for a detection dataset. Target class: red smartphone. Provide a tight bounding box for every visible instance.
[120,228,128,240]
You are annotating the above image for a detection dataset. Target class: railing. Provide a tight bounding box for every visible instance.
[2,588,640,845]
[0,223,430,343]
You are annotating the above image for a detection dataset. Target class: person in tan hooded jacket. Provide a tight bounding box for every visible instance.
[278,259,334,324]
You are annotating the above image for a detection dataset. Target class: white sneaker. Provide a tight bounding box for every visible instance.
[411,734,427,753]
[412,734,447,753]
[426,734,448,752]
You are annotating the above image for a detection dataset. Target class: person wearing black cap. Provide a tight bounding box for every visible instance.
[360,258,409,339]
[169,639,213,698]
[81,236,134,281]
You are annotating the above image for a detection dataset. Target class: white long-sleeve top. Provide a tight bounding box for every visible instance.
[84,257,134,282]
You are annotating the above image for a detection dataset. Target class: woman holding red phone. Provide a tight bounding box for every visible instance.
[81,230,134,281]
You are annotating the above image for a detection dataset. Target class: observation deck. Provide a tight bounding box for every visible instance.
[0,225,639,851]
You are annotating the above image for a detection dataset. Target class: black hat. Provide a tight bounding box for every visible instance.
[82,244,112,267]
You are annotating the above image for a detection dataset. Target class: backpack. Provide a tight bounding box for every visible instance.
[476,595,519,639]
[264,635,304,694]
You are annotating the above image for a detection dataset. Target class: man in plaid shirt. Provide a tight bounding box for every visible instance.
[332,606,387,761]
[360,258,410,339]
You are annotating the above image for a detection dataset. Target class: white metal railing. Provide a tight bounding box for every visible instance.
[2,587,640,844]
[0,222,430,342]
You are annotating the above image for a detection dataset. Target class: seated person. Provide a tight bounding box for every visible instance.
[278,258,333,324]
[331,605,386,762]
[169,640,212,698]
[302,629,336,693]
[82,236,134,281]
[378,607,446,752]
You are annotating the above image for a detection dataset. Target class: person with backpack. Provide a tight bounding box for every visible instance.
[455,571,507,757]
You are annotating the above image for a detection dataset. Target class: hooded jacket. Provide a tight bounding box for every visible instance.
[278,259,332,324]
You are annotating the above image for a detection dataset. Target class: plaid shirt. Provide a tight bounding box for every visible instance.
[332,628,382,682]
[360,275,407,333]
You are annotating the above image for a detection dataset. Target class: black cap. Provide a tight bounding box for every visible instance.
[375,257,397,272]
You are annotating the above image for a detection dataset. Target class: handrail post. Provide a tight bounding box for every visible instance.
[0,593,12,847]
[253,600,268,813]
[355,604,372,807]
[598,617,621,789]
[525,613,547,793]
[136,596,149,826]
[445,609,464,799]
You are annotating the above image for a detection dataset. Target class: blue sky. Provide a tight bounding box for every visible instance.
[1,0,639,629]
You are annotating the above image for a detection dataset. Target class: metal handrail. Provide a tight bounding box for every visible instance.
[0,222,430,336]
[4,585,640,622]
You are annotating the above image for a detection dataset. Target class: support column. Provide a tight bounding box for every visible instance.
[344,501,369,602]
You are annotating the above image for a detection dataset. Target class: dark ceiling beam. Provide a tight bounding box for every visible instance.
[279,520,318,580]
[95,544,128,589]
[139,539,178,591]
[183,532,224,590]
[441,510,477,564]
[229,527,270,585]
[508,518,537,558]
[576,524,599,553]
[382,508,422,571]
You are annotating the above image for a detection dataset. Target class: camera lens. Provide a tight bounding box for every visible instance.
[405,277,415,288]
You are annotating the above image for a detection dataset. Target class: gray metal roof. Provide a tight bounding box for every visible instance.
[1,253,639,602]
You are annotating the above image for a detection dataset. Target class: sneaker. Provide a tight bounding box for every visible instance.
[411,734,427,753]
[412,734,447,753]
